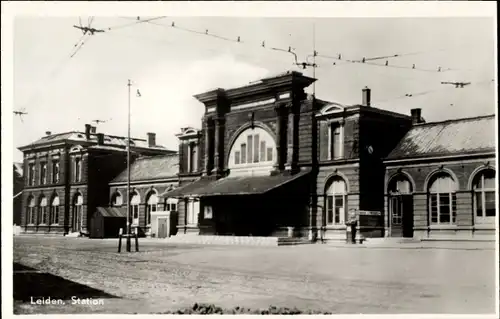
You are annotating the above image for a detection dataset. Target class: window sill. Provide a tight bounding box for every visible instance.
[429,225,457,229]
[324,224,347,230]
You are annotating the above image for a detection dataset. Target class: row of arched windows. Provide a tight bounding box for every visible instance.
[324,168,496,227]
[388,168,496,225]
[26,193,83,226]
[110,190,177,226]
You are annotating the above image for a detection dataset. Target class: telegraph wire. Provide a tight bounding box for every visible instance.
[372,78,495,104]
[104,16,168,32]
[16,16,103,113]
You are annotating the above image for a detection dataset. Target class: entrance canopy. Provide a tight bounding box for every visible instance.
[95,207,127,218]
[162,169,311,198]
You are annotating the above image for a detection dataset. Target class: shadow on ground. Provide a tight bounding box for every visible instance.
[13,263,118,302]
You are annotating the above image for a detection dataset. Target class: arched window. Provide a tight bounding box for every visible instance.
[111,192,123,206]
[39,196,48,225]
[130,192,140,225]
[228,126,276,176]
[473,169,496,223]
[145,191,158,225]
[72,193,83,231]
[27,196,36,225]
[428,173,457,225]
[325,177,347,225]
[51,195,60,225]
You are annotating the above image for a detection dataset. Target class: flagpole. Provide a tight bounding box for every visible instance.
[126,79,132,252]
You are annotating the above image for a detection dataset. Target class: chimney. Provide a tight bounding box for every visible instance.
[147,132,156,147]
[362,86,371,107]
[90,126,97,134]
[85,124,91,139]
[45,131,51,136]
[411,108,422,124]
[97,133,104,145]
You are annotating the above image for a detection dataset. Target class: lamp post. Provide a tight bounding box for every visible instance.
[126,79,132,252]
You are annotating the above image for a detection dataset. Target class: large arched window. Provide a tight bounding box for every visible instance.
[473,169,496,223]
[51,195,60,225]
[130,192,140,225]
[39,196,48,225]
[428,173,457,225]
[325,177,348,225]
[228,126,276,176]
[72,193,83,231]
[111,192,123,207]
[27,196,36,225]
[145,191,158,225]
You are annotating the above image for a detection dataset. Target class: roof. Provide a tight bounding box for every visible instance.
[163,169,311,198]
[95,207,127,218]
[18,131,171,152]
[386,115,496,161]
[111,154,179,183]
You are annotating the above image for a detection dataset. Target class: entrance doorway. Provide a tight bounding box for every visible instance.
[389,195,414,237]
[388,174,414,238]
[158,217,169,238]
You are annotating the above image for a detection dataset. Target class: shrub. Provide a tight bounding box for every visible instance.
[159,303,332,315]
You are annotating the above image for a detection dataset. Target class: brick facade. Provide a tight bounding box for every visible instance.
[18,127,175,236]
[385,157,496,239]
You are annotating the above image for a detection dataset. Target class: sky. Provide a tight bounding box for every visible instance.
[11,14,496,162]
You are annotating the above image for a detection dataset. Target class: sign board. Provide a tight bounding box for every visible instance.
[358,210,382,216]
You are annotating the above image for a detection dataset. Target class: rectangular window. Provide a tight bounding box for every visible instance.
[75,158,81,182]
[189,143,197,172]
[330,124,342,160]
[475,192,483,217]
[430,194,438,223]
[132,205,139,225]
[40,207,48,224]
[28,207,36,224]
[439,194,450,223]
[235,151,240,165]
[260,141,266,162]
[171,203,177,212]
[247,135,253,164]
[51,206,59,225]
[334,195,344,224]
[28,163,35,186]
[241,143,247,164]
[52,161,60,183]
[40,162,47,185]
[485,191,495,217]
[266,147,273,162]
[186,200,199,225]
[326,196,333,224]
[253,134,260,163]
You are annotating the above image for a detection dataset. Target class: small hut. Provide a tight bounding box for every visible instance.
[90,207,127,238]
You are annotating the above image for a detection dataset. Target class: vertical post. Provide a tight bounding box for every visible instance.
[126,79,132,252]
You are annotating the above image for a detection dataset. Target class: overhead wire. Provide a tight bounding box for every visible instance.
[372,78,495,104]
[17,16,100,111]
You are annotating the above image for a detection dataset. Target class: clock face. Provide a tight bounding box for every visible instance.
[367,146,374,154]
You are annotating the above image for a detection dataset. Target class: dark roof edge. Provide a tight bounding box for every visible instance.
[412,114,495,127]
[384,150,496,163]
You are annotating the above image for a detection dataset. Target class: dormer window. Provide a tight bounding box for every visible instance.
[329,122,344,160]
[187,142,198,173]
[74,157,82,182]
